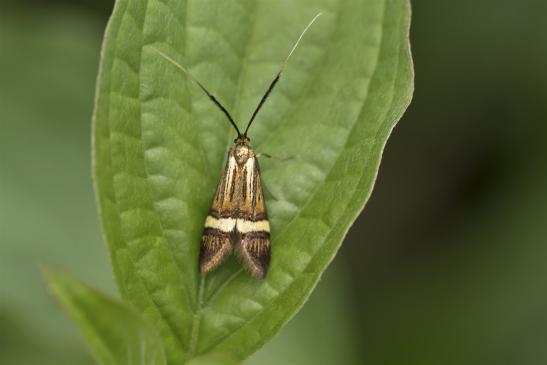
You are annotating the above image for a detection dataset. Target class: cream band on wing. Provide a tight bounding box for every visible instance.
[236,218,270,234]
[204,215,270,234]
[204,216,236,233]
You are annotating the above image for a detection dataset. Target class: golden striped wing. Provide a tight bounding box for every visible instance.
[200,147,271,279]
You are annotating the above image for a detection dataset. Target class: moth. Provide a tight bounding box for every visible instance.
[153,13,322,279]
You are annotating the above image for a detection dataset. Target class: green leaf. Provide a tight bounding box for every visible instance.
[93,0,413,363]
[45,269,166,365]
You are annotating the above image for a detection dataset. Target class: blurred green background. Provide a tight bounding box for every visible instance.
[1,0,547,364]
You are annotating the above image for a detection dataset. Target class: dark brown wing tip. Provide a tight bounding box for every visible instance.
[251,264,269,280]
[200,234,232,274]
[244,257,270,280]
[237,236,271,280]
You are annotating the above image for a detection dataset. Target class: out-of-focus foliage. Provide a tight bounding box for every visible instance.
[1,0,547,364]
[0,5,113,365]
[342,1,547,364]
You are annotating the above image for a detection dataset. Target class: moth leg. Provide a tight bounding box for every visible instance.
[237,232,271,280]
[200,230,233,274]
[256,152,294,161]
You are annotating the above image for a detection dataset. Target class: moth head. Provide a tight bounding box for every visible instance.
[234,137,252,164]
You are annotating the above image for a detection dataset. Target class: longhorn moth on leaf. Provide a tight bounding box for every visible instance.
[153,12,322,279]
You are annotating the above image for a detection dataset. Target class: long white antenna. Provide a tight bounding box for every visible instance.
[282,12,323,73]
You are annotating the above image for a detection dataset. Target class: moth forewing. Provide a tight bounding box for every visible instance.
[200,139,271,279]
[236,155,271,279]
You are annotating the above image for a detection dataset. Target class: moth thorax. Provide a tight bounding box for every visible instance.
[234,144,251,164]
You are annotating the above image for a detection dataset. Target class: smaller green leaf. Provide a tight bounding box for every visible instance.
[44,268,166,365]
